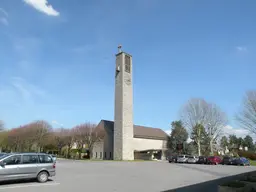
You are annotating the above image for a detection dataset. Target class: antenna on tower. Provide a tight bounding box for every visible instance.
[118,45,122,53]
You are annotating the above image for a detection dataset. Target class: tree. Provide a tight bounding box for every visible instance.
[73,123,102,159]
[243,135,254,151]
[205,103,228,155]
[228,134,238,151]
[237,137,244,148]
[181,98,227,156]
[53,128,69,154]
[236,91,256,135]
[220,136,229,149]
[28,120,52,152]
[0,120,4,130]
[185,141,197,155]
[0,131,9,152]
[167,121,188,154]
[64,128,75,158]
[190,124,207,156]
[181,99,209,156]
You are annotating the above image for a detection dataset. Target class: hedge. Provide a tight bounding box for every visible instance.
[237,151,256,160]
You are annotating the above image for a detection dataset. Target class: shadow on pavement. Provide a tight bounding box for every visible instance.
[162,171,256,192]
[0,179,54,186]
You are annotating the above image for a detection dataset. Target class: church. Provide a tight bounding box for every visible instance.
[92,46,168,160]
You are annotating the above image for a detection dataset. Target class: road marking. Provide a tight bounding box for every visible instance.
[0,182,60,190]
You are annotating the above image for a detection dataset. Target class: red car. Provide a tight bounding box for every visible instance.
[207,156,222,165]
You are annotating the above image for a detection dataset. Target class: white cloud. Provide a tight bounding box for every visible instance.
[11,77,46,104]
[0,17,8,25]
[0,8,8,17]
[52,120,63,127]
[223,125,251,139]
[0,7,8,26]
[236,46,247,52]
[165,125,255,143]
[23,0,60,16]
[165,130,171,135]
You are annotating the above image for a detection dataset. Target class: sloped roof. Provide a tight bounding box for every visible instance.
[97,120,168,140]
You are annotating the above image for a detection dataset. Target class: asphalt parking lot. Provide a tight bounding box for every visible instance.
[0,159,256,192]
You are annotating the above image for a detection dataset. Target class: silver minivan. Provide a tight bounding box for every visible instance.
[0,153,56,183]
[177,155,189,163]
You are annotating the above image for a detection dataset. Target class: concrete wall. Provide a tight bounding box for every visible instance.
[93,137,167,160]
[103,122,114,160]
[92,141,104,159]
[114,52,134,160]
[133,138,167,151]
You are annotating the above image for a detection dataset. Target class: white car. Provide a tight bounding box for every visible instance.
[187,156,199,163]
[177,155,189,163]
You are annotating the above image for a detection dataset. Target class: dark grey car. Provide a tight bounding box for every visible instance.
[0,153,56,183]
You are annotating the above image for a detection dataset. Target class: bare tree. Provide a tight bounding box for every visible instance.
[180,98,209,156]
[181,98,227,155]
[8,128,23,152]
[83,123,102,159]
[0,120,4,130]
[64,128,75,158]
[53,128,72,155]
[205,103,228,155]
[236,91,256,135]
[29,120,52,152]
[73,123,102,159]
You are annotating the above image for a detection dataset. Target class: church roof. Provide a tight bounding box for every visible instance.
[96,120,168,140]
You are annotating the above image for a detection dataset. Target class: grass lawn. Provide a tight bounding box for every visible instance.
[250,160,256,166]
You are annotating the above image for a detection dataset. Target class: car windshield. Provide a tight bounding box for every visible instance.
[188,156,194,158]
[178,156,184,158]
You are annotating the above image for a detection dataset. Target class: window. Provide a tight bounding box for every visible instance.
[3,155,21,165]
[125,55,131,73]
[95,152,97,158]
[100,152,102,159]
[109,152,112,159]
[22,155,38,164]
[104,152,106,159]
[39,155,53,164]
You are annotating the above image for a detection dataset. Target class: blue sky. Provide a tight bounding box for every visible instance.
[0,0,255,136]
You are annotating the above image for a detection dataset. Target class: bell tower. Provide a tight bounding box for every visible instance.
[114,45,134,160]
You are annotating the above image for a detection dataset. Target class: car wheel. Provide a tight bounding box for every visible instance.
[37,171,49,183]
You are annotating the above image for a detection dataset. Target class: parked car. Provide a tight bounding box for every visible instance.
[187,156,199,164]
[0,153,7,158]
[197,156,208,164]
[0,152,56,183]
[231,157,250,166]
[168,155,177,163]
[51,154,57,162]
[222,156,235,165]
[177,155,189,163]
[207,156,222,165]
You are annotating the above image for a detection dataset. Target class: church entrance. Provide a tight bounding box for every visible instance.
[134,150,163,160]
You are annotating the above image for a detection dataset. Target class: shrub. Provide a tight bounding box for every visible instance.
[238,151,256,160]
